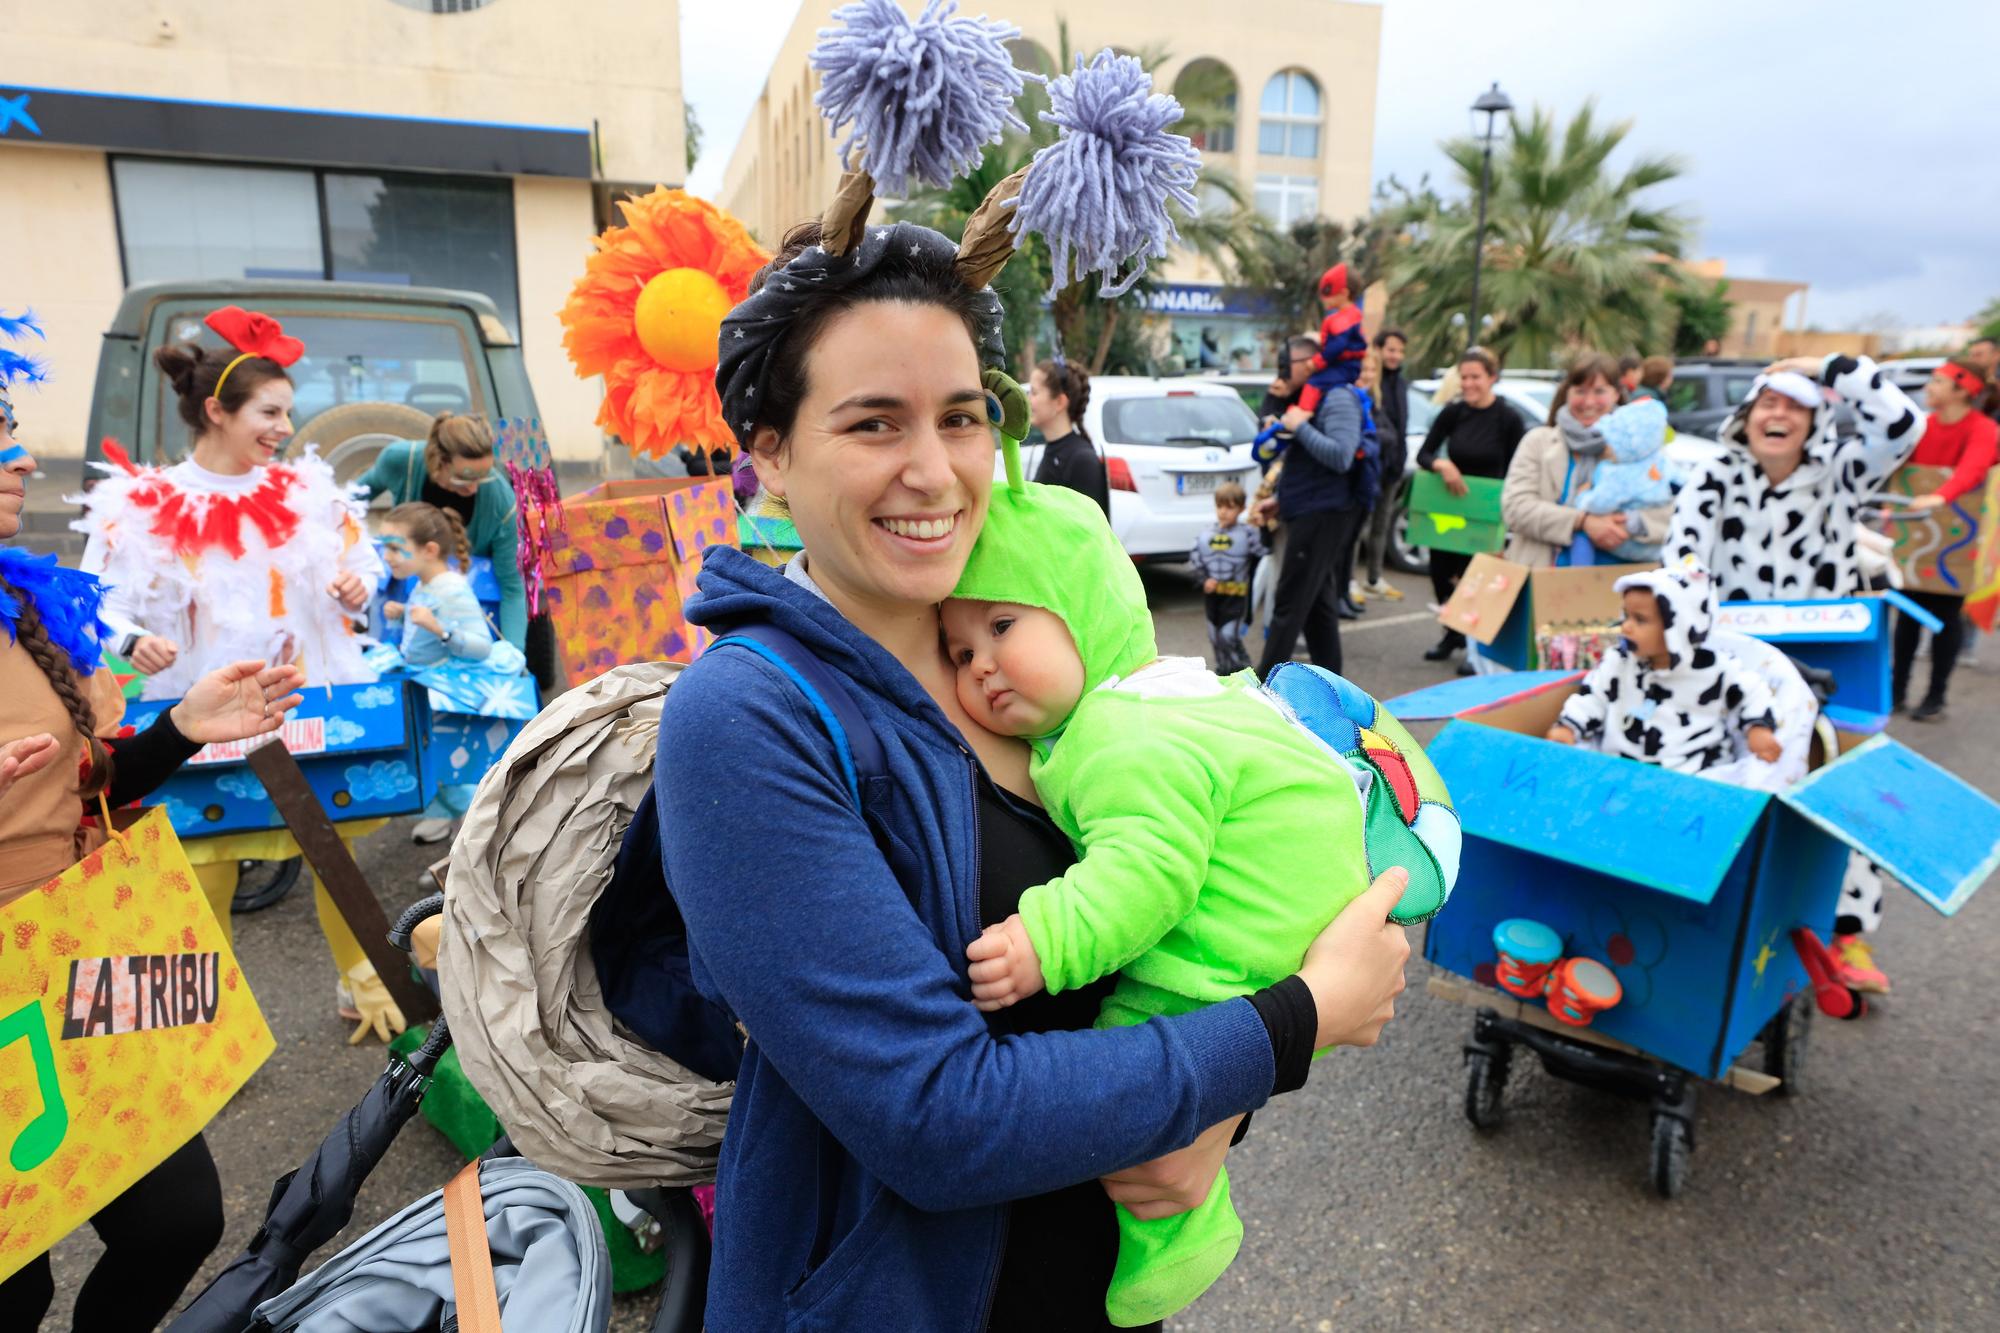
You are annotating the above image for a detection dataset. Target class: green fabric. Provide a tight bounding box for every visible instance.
[386,1027,667,1294]
[952,480,1156,720]
[956,474,1372,1324]
[356,439,528,649]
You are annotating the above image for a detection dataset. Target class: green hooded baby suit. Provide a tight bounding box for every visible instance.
[953,478,1370,1326]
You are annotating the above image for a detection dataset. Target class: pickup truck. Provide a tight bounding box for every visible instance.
[85,279,543,485]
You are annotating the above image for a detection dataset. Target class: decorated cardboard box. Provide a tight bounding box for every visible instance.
[1711,592,1940,741]
[540,477,737,684]
[1880,462,2000,599]
[1401,673,2000,1081]
[1407,472,1505,556]
[737,510,804,568]
[1438,552,1650,671]
[120,680,436,837]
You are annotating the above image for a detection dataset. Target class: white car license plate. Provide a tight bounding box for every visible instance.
[1175,472,1220,496]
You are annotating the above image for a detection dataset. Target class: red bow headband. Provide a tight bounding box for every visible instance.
[1937,361,1986,400]
[205,306,304,401]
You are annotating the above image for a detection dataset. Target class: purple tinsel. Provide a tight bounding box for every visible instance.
[506,460,565,617]
[1009,50,1202,298]
[0,547,111,675]
[810,0,1028,198]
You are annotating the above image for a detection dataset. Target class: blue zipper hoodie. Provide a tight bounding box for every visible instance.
[656,547,1278,1331]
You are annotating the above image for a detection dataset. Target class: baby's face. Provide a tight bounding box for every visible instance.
[1620,588,1669,662]
[941,599,1086,738]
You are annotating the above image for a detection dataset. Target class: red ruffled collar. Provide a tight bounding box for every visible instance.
[102,439,304,558]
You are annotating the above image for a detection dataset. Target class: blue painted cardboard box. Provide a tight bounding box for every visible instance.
[1712,592,1941,740]
[1408,679,2000,1081]
[122,680,437,837]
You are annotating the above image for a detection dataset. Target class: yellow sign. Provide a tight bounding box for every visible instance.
[0,807,274,1280]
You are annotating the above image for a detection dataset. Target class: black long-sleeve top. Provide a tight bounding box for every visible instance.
[1414,398,1527,481]
[1033,431,1111,517]
[103,707,204,808]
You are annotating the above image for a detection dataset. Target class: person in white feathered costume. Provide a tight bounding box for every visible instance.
[70,307,408,1047]
[74,308,383,700]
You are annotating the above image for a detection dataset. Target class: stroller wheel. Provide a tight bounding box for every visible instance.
[232,857,304,914]
[1648,1113,1691,1199]
[1463,1048,1507,1131]
[626,1188,710,1333]
[1759,991,1812,1094]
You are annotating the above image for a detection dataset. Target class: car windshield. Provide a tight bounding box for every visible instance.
[153,308,485,461]
[1406,388,1441,437]
[1101,393,1257,447]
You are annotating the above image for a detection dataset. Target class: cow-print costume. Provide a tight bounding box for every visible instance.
[1669,354,1926,602]
[1558,560,1778,776]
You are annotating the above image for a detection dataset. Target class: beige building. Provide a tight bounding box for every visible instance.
[719,0,1382,371]
[1,0,686,463]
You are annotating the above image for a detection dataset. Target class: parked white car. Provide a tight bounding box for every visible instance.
[1006,376,1263,559]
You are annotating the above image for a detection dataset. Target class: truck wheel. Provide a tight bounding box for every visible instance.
[292,402,438,488]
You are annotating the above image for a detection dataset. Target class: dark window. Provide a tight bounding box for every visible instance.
[1723,375,1762,405]
[111,157,520,333]
[1101,394,1257,447]
[1663,380,1703,414]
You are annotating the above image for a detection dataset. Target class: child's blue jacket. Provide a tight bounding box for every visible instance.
[653,548,1276,1331]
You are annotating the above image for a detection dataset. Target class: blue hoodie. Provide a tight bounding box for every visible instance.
[656,547,1277,1331]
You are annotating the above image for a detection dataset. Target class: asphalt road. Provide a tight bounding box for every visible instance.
[42,564,2000,1331]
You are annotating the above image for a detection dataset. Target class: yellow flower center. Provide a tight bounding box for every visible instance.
[634,267,732,372]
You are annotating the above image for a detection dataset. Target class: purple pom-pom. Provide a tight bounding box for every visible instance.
[1009,49,1202,298]
[810,0,1028,197]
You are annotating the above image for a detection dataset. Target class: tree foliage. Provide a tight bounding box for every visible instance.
[684,102,703,175]
[1382,102,1691,371]
[1668,278,1733,356]
[1977,295,2000,343]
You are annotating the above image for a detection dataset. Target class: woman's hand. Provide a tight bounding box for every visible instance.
[1433,458,1469,498]
[168,660,308,745]
[328,571,371,613]
[1581,512,1631,551]
[1281,405,1313,432]
[128,635,180,675]
[407,605,444,637]
[0,733,61,802]
[1300,867,1412,1050]
[1762,355,1826,380]
[1100,1113,1244,1221]
[1251,496,1279,526]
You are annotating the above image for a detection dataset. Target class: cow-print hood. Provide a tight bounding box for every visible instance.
[1613,559,1715,680]
[1558,556,1779,776]
[1668,354,1925,603]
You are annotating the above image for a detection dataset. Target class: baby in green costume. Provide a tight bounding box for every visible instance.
[943,474,1372,1327]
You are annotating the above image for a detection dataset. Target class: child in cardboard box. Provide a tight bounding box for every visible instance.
[941,478,1399,1328]
[1546,559,1781,775]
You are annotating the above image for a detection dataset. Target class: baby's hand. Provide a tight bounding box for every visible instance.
[966,914,1046,1012]
[1747,725,1781,763]
[382,601,405,621]
[1545,724,1578,746]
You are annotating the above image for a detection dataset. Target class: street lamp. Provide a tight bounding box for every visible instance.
[1466,81,1513,347]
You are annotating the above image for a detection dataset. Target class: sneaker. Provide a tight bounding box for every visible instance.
[1910,699,1944,722]
[1831,933,1890,994]
[1339,599,1364,620]
[1348,580,1368,605]
[1423,633,1463,662]
[1365,579,1404,601]
[411,817,457,845]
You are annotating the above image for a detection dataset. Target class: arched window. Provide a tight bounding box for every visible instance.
[1258,70,1320,159]
[1174,59,1239,155]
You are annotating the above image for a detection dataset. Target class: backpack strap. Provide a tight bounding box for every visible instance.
[708,621,887,808]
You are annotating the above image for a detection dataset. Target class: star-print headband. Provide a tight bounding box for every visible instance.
[206,305,306,403]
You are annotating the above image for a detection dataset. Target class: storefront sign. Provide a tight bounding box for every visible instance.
[0,84,591,178]
[1145,284,1277,320]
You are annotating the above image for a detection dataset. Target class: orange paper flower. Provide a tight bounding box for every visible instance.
[561,189,769,459]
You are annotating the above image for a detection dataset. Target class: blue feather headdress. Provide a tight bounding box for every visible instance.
[0,548,112,676]
[1,307,47,431]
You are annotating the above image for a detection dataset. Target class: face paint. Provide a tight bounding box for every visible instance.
[0,439,28,465]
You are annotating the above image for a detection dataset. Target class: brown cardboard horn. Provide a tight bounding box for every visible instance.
[954,165,1030,290]
[821,170,877,257]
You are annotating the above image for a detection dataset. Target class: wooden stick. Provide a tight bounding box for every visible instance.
[248,742,439,1024]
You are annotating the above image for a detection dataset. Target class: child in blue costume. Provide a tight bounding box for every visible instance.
[1567,397,1679,563]
[943,403,1458,1326]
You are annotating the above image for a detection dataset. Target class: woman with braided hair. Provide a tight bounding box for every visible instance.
[0,330,309,1331]
[1028,358,1109,516]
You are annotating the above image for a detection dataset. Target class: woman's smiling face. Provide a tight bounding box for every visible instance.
[750,301,994,615]
[204,377,295,471]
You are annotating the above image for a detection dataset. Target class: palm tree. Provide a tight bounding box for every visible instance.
[1384,102,1691,370]
[895,20,1268,375]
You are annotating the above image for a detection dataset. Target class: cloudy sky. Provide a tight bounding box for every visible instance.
[684,0,1999,332]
